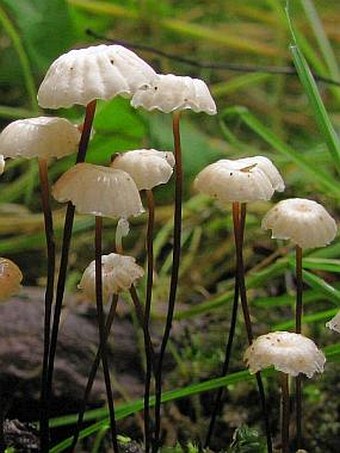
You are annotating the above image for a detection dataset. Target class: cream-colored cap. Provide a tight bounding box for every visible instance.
[326,311,340,333]
[0,257,23,301]
[78,253,144,302]
[0,117,80,160]
[110,149,175,190]
[244,331,326,378]
[0,155,4,174]
[194,156,284,203]
[262,198,337,249]
[38,44,157,109]
[52,163,144,219]
[131,73,217,115]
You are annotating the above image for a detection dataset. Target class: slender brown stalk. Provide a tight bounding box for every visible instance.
[95,216,119,453]
[295,245,303,449]
[38,157,56,450]
[204,208,246,447]
[232,202,272,453]
[43,100,96,452]
[281,373,290,453]
[144,189,155,453]
[70,294,118,451]
[153,111,183,452]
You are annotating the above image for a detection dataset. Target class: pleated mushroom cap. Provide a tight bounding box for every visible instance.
[194,156,284,203]
[262,198,337,249]
[38,44,157,109]
[0,257,23,301]
[78,253,144,302]
[0,155,4,174]
[244,331,326,378]
[52,163,144,219]
[131,73,217,115]
[326,311,340,333]
[110,149,175,190]
[0,117,80,160]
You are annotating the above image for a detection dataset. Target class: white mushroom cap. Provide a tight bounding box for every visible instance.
[110,149,175,190]
[194,156,285,203]
[0,117,81,160]
[131,73,217,115]
[244,331,326,378]
[262,198,337,249]
[0,155,4,174]
[0,257,23,301]
[78,253,144,302]
[52,163,144,219]
[326,311,340,333]
[38,44,157,109]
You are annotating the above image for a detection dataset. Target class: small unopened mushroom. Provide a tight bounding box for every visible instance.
[194,156,284,204]
[131,73,216,115]
[52,163,144,219]
[78,253,144,302]
[0,257,23,301]
[0,155,5,174]
[262,198,337,249]
[0,117,80,160]
[38,44,157,109]
[244,331,325,378]
[326,311,340,333]
[110,149,175,190]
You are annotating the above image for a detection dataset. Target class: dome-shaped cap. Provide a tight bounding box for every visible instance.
[52,163,144,219]
[326,311,340,333]
[0,257,23,301]
[78,253,144,302]
[110,149,175,190]
[38,44,157,109]
[244,331,325,378]
[0,117,80,160]
[0,155,4,174]
[194,156,284,203]
[131,73,217,115]
[262,198,337,249]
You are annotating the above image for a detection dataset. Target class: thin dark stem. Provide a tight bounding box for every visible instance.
[129,285,155,363]
[38,158,56,451]
[232,202,272,453]
[95,216,119,453]
[144,189,155,453]
[70,294,118,451]
[204,208,246,448]
[0,408,4,453]
[153,111,183,452]
[295,245,303,449]
[281,373,290,453]
[43,100,96,452]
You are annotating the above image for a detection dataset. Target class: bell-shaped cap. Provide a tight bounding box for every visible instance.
[194,156,284,203]
[110,149,175,190]
[131,73,217,115]
[78,253,144,302]
[244,331,326,378]
[52,163,144,219]
[0,117,80,160]
[326,311,340,333]
[0,155,4,174]
[38,44,157,109]
[262,198,337,249]
[0,257,23,301]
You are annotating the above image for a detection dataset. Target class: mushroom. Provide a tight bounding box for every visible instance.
[131,74,216,450]
[78,253,144,303]
[195,156,284,448]
[0,155,5,174]
[262,198,336,448]
[244,331,325,453]
[0,257,23,301]
[326,310,340,333]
